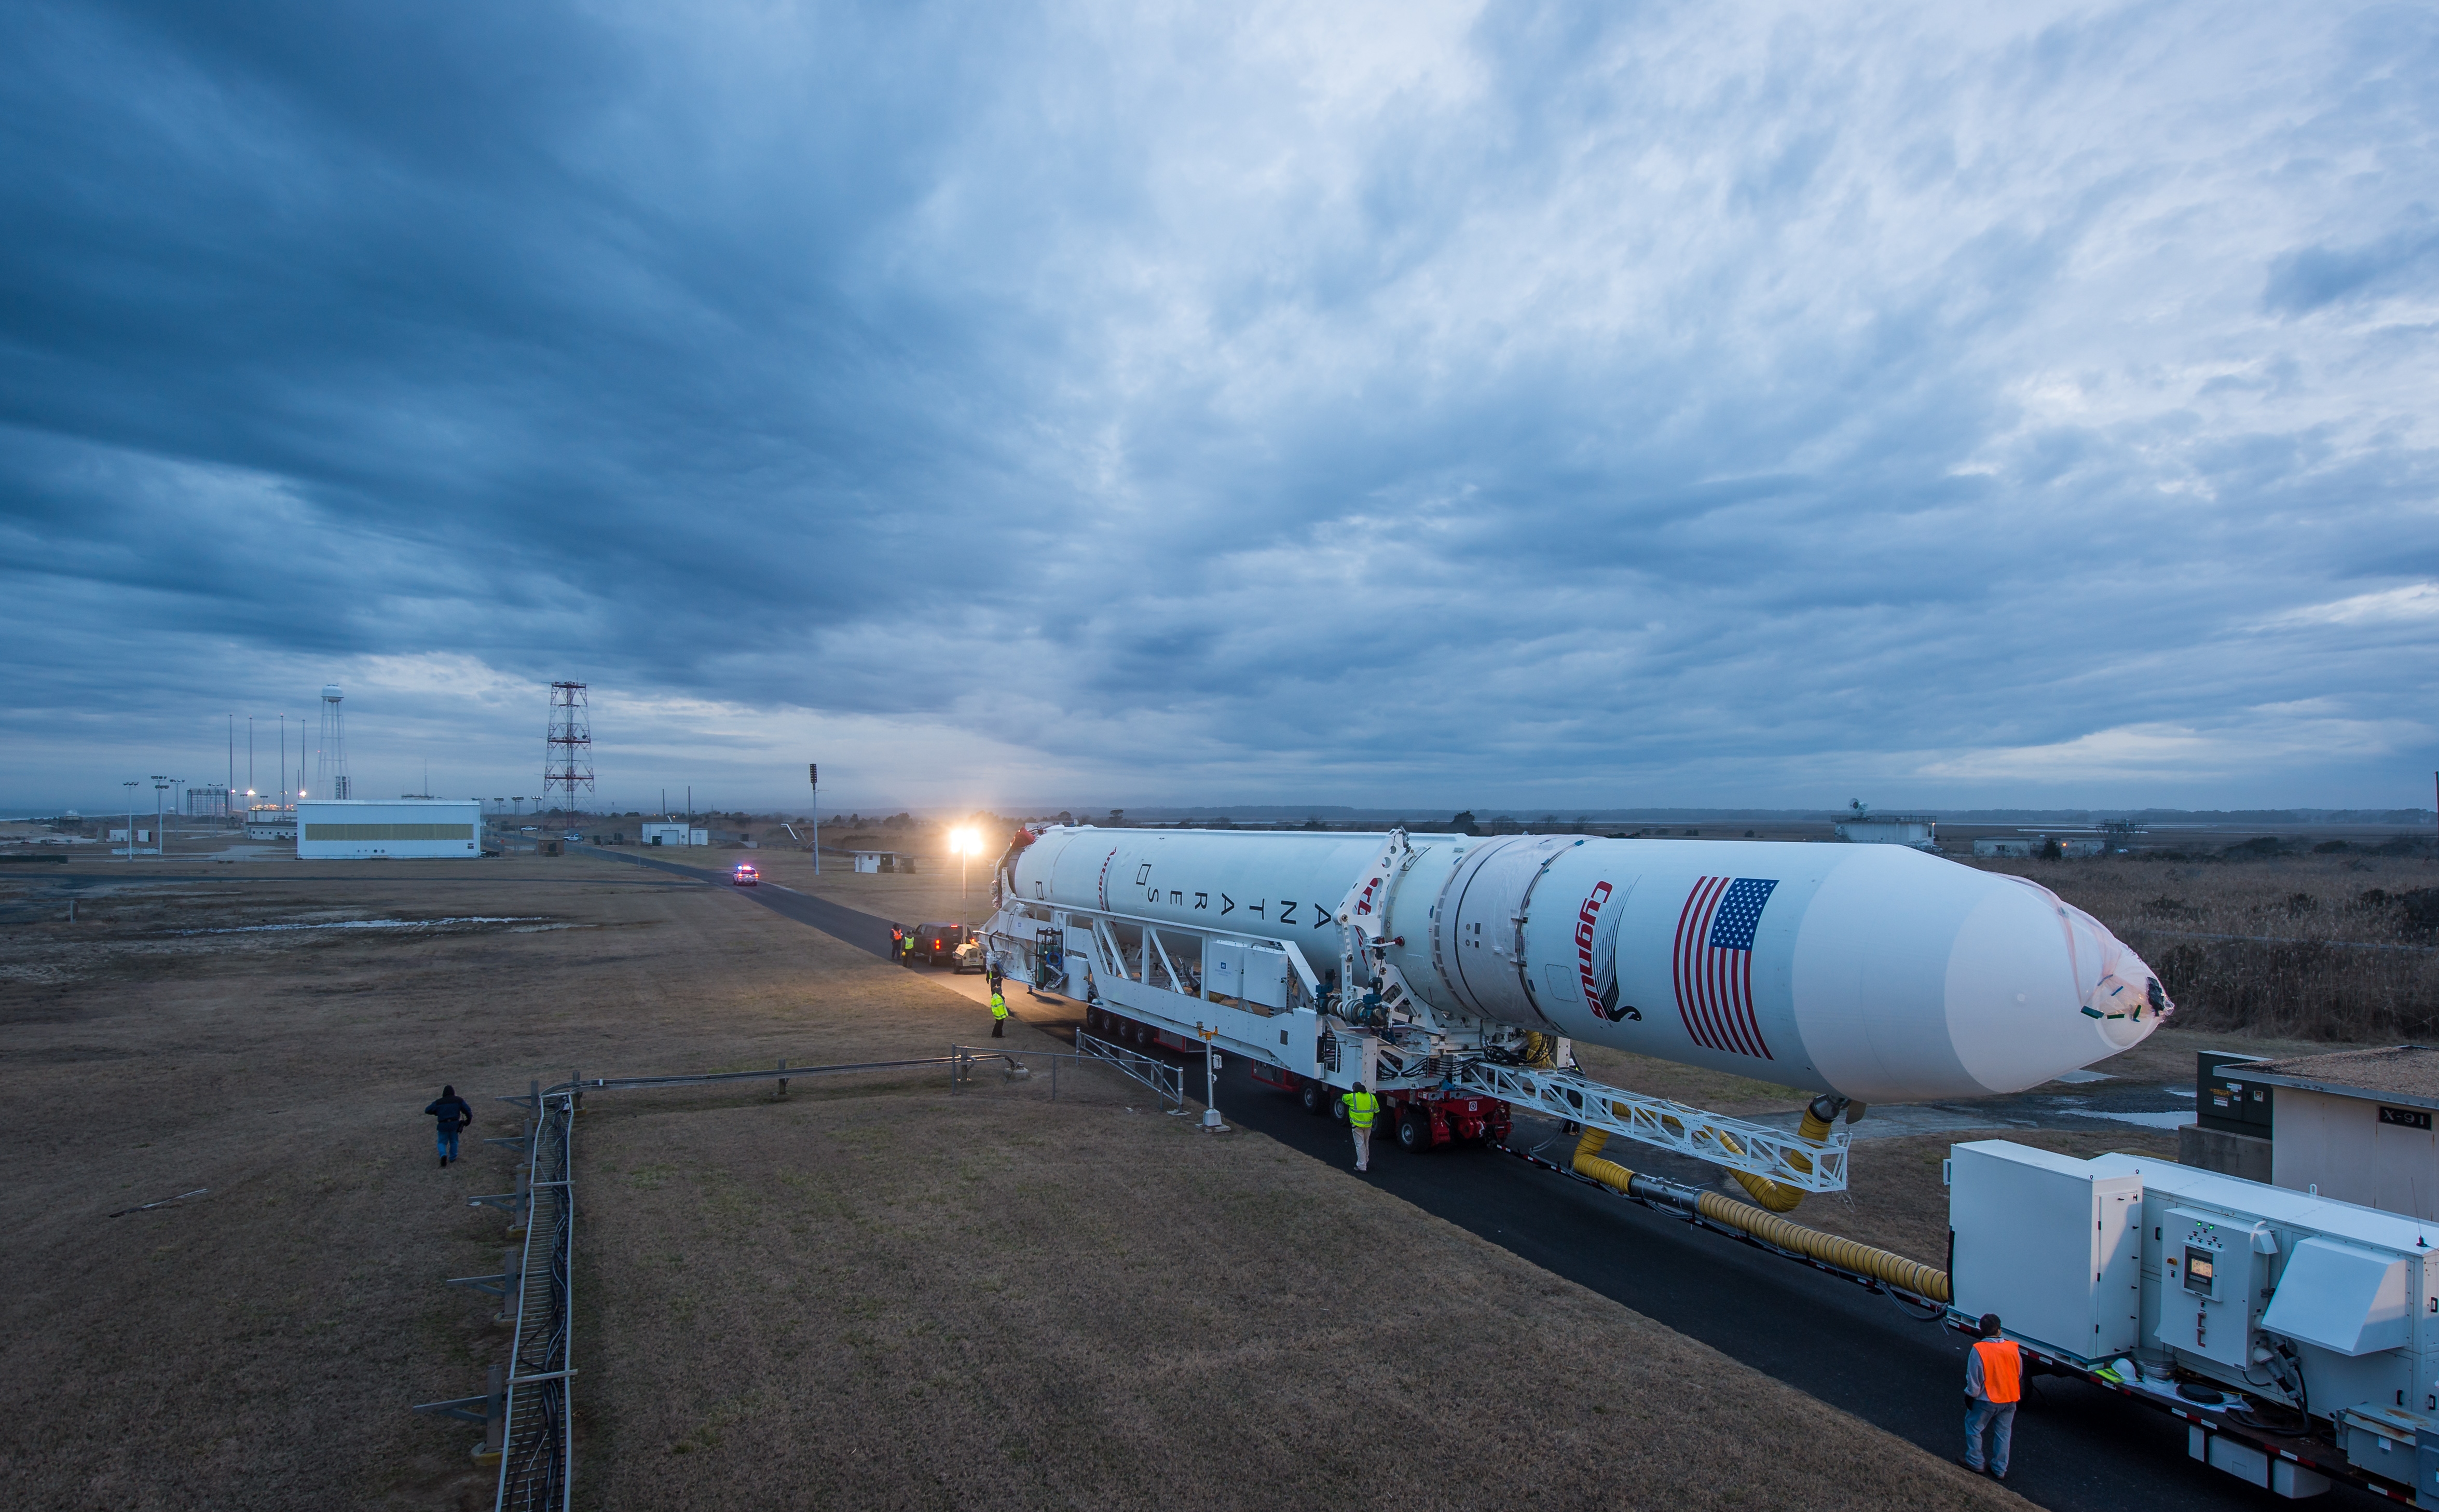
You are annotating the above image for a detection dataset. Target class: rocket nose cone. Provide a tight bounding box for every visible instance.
[1945,876,2169,1094]
[1791,848,2170,1103]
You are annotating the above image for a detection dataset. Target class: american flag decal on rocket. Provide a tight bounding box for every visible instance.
[1672,877,1777,1060]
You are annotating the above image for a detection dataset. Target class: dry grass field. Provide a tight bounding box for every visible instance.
[1971,846,2439,1041]
[0,853,2024,1511]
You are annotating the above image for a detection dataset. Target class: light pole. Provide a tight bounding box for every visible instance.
[152,776,172,857]
[1198,1023,1228,1133]
[122,780,139,861]
[951,826,982,926]
[807,763,819,876]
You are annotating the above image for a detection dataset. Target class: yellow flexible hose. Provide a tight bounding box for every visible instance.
[1719,1105,1837,1213]
[1572,1127,1640,1193]
[1569,1125,1952,1304]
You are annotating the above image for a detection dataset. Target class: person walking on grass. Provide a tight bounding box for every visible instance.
[990,989,1010,1038]
[1963,1312,2020,1480]
[425,1085,475,1167]
[1341,1082,1379,1172]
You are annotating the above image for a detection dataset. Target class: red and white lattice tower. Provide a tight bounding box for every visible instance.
[543,681,594,824]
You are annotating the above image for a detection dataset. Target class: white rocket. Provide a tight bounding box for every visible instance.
[1001,827,2168,1105]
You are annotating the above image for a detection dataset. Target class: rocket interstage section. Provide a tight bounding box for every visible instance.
[1005,827,2168,1104]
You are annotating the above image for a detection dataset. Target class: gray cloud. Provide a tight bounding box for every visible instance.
[2265,225,2439,314]
[3,1,2436,812]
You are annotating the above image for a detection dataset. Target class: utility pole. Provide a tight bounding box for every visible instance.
[122,780,139,861]
[809,764,819,875]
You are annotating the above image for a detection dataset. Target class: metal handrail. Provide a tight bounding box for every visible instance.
[1068,1029,1187,1114]
[448,1043,1156,1510]
[947,1042,1183,1114]
[494,1085,574,1512]
[565,1056,963,1094]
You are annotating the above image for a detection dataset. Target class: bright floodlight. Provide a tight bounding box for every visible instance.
[950,826,981,856]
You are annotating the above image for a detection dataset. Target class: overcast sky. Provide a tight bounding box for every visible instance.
[4,2,2434,815]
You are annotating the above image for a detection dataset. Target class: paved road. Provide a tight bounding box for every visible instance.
[578,853,2366,1511]
[1206,1074,2305,1511]
[578,845,900,958]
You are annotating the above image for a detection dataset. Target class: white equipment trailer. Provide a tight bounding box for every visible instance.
[1952,1139,2439,1502]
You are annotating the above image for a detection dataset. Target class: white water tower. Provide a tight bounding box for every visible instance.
[316,684,351,800]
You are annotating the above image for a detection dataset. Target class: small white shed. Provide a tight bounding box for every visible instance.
[2250,1047,2439,1222]
[641,823,708,847]
[1835,816,1938,850]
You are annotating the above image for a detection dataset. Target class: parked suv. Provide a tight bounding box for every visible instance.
[910,922,967,967]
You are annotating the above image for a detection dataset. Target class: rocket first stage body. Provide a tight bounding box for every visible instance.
[1002,827,2168,1105]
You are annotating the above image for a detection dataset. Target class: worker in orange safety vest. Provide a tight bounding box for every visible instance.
[1962,1312,2020,1480]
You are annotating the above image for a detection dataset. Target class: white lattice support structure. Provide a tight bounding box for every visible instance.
[1461,1061,1852,1193]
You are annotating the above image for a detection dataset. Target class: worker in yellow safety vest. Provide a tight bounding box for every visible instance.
[1962,1312,2020,1480]
[1340,1082,1379,1172]
[989,990,1009,1038]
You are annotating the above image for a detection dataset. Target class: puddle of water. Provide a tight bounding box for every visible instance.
[2079,1110,2196,1130]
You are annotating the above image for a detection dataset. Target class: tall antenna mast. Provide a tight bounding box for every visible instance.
[544,681,595,830]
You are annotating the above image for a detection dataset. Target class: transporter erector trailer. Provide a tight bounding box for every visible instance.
[983,826,2170,1191]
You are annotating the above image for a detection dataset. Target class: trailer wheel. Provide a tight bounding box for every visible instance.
[1397,1106,1432,1152]
[1299,1079,1331,1115]
[1331,1095,1349,1124]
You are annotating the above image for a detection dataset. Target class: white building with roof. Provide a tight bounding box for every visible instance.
[296,798,481,859]
[1834,815,1938,850]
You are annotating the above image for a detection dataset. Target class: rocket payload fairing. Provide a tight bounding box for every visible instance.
[1003,827,2168,1104]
